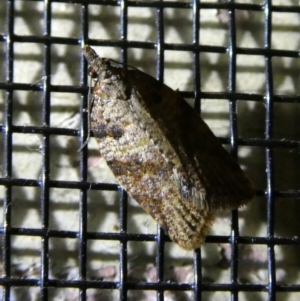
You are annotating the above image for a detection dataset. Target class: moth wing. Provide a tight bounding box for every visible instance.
[89,80,215,250]
[127,70,254,211]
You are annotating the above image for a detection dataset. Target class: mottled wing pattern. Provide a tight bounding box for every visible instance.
[89,70,215,250]
[82,45,254,250]
[126,71,254,210]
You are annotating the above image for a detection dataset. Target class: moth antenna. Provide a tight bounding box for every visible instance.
[78,76,93,152]
[109,58,141,72]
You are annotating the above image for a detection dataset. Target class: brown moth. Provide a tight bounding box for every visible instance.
[82,45,254,250]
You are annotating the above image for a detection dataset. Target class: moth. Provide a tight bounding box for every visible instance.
[82,45,254,250]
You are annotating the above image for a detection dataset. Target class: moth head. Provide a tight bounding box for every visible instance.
[82,45,98,62]
[88,66,98,79]
[83,45,112,79]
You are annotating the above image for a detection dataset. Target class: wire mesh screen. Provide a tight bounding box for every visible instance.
[0,0,300,300]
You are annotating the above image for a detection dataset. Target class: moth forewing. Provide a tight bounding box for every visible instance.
[127,68,254,210]
[82,45,254,250]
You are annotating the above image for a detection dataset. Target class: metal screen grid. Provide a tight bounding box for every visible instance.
[0,0,300,301]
